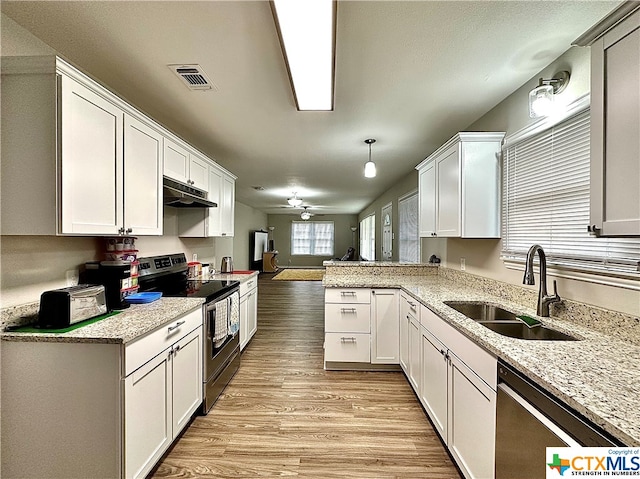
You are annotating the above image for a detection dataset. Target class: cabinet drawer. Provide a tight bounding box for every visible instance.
[325,288,370,304]
[125,307,203,376]
[421,305,496,389]
[324,333,371,363]
[239,277,257,296]
[324,303,370,333]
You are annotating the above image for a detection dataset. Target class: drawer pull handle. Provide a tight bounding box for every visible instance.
[341,308,357,313]
[341,337,357,343]
[168,320,185,333]
[340,291,357,296]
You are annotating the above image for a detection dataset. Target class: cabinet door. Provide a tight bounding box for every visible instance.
[125,349,171,479]
[189,154,209,192]
[420,325,448,441]
[239,292,249,351]
[220,174,235,236]
[591,10,640,236]
[399,297,410,374]
[171,326,203,435]
[60,75,124,235]
[370,289,399,364]
[436,144,461,237]
[163,139,189,184]
[408,316,421,392]
[247,286,258,343]
[448,352,496,479]
[418,161,436,237]
[124,115,163,236]
[207,165,224,237]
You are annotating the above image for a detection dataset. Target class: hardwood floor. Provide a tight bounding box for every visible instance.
[150,275,462,478]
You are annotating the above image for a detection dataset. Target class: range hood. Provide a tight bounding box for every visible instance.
[163,177,217,208]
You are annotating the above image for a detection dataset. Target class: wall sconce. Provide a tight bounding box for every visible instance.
[528,71,570,118]
[287,192,303,207]
[364,138,377,178]
[300,206,311,220]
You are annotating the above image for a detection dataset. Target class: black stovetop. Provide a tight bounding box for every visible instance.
[138,253,239,302]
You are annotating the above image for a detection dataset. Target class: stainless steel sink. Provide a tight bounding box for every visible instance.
[444,301,520,321]
[444,301,578,341]
[479,322,577,341]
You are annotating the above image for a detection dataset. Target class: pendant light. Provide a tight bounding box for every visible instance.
[364,138,377,178]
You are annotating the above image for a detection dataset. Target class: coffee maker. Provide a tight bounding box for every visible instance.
[84,261,132,310]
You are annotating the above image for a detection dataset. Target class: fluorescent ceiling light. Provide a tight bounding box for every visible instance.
[272,0,335,111]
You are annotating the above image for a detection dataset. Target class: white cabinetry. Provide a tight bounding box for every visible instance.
[1,307,204,479]
[324,288,399,368]
[399,292,421,389]
[163,139,209,193]
[1,56,164,236]
[324,288,371,364]
[419,305,497,479]
[178,163,237,238]
[584,7,640,236]
[240,276,258,351]
[416,132,505,238]
[370,289,399,364]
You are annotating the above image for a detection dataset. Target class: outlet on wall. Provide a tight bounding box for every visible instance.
[460,258,466,271]
[65,269,79,286]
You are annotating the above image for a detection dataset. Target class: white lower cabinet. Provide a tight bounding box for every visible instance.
[417,305,497,479]
[1,308,203,479]
[324,288,399,367]
[240,277,258,351]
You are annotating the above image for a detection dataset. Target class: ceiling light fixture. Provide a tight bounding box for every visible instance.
[272,0,335,111]
[288,192,303,207]
[528,71,570,118]
[300,206,311,220]
[364,138,377,178]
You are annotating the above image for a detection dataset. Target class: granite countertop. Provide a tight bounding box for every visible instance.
[324,274,640,447]
[210,270,259,282]
[1,297,205,344]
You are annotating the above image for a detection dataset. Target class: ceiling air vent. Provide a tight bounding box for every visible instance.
[168,64,217,91]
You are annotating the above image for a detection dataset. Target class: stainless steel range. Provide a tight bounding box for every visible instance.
[137,253,240,414]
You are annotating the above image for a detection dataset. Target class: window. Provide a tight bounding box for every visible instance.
[502,107,640,279]
[399,192,420,262]
[291,221,334,256]
[360,214,375,261]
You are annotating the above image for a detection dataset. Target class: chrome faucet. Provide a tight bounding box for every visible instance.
[523,244,561,317]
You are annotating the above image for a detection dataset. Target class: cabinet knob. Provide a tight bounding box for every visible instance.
[125,227,133,234]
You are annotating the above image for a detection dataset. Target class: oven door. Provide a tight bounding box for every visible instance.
[204,289,239,376]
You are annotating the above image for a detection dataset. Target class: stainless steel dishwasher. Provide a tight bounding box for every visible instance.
[495,360,623,479]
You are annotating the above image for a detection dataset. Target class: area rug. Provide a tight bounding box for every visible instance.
[272,268,325,281]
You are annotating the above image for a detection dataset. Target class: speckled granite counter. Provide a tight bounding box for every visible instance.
[323,263,640,447]
[210,270,259,282]
[1,297,204,344]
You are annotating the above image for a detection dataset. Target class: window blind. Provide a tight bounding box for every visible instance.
[291,221,334,256]
[502,109,640,277]
[360,215,375,261]
[399,192,420,263]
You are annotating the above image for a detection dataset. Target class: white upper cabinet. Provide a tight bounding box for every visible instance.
[416,132,505,238]
[163,140,210,193]
[582,6,640,236]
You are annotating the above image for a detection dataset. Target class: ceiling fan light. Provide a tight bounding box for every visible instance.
[287,193,303,206]
[301,211,311,220]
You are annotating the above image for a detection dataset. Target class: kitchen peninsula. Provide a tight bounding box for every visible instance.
[323,261,640,450]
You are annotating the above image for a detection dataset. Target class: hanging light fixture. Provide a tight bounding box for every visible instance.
[528,71,570,118]
[364,138,377,178]
[287,192,303,207]
[300,206,311,220]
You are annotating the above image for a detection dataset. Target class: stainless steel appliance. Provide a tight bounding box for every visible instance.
[163,176,217,208]
[137,253,240,414]
[220,256,233,273]
[495,360,622,479]
[38,285,107,328]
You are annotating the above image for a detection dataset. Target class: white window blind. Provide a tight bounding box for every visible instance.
[502,109,640,277]
[399,192,420,263]
[291,221,334,256]
[360,214,375,261]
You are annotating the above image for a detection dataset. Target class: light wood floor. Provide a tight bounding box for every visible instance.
[150,275,462,478]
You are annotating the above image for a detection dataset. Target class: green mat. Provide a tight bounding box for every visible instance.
[8,311,120,334]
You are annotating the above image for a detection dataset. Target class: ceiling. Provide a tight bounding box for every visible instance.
[1,1,620,215]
